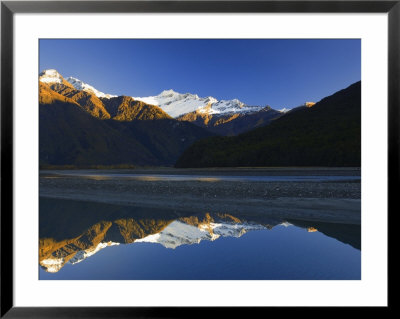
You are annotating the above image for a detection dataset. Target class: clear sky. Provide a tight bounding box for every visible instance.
[39,39,360,109]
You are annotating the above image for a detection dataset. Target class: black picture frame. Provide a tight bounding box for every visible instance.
[1,0,396,317]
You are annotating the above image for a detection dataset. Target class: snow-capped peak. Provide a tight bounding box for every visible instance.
[133,90,264,118]
[65,76,117,99]
[39,69,117,99]
[159,89,179,97]
[39,69,64,84]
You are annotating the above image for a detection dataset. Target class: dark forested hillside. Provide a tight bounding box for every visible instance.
[175,81,361,168]
[39,101,213,167]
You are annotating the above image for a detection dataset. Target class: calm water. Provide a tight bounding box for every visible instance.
[44,172,361,183]
[39,197,361,280]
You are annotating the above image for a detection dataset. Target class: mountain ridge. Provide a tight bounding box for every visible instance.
[38,69,296,139]
[40,70,272,119]
[40,70,172,121]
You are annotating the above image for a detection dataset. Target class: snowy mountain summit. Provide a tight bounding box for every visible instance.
[39,69,64,84]
[134,89,265,118]
[39,69,116,99]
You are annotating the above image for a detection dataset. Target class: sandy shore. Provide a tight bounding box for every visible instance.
[39,168,361,224]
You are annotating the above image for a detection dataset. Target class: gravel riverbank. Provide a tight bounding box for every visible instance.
[39,168,361,224]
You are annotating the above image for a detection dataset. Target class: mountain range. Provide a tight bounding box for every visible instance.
[40,69,290,135]
[39,69,360,168]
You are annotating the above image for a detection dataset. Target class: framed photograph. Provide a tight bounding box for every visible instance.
[1,0,396,316]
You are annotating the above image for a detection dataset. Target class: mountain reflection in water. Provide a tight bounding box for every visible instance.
[39,197,361,278]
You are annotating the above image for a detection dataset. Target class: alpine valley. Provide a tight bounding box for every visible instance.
[38,40,362,282]
[39,69,360,168]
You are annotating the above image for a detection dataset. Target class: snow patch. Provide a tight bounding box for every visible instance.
[65,76,117,99]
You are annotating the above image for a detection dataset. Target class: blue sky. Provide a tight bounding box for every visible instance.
[39,39,360,109]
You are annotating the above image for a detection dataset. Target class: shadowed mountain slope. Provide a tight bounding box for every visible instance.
[39,101,156,166]
[39,72,213,167]
[40,101,213,166]
[175,81,361,168]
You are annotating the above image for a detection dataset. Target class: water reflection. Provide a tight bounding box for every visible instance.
[39,197,360,275]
